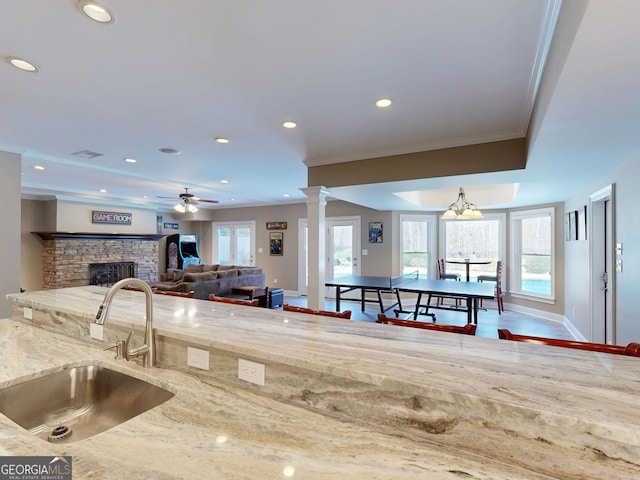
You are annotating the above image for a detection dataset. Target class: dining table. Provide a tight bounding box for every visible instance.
[446,258,491,282]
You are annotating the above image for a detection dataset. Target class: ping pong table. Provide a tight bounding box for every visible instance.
[325,273,495,324]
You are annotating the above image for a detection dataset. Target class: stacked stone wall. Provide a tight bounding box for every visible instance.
[42,238,158,289]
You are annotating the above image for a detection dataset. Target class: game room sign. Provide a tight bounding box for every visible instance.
[92,210,132,225]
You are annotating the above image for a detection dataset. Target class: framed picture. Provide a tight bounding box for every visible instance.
[567,210,578,241]
[581,205,587,240]
[565,212,575,241]
[266,222,287,230]
[369,222,383,243]
[270,232,283,256]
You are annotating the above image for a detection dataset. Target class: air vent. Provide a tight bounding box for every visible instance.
[72,150,103,159]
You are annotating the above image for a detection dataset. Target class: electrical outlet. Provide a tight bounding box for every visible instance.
[274,278,278,284]
[238,358,265,386]
[23,307,32,320]
[89,323,104,340]
[187,347,210,370]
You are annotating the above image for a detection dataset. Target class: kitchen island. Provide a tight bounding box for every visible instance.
[4,286,640,479]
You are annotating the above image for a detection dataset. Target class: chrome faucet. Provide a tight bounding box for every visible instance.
[95,278,156,367]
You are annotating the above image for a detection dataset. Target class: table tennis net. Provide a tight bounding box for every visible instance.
[389,270,420,288]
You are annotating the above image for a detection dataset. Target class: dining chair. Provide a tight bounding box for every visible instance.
[436,258,461,307]
[283,304,352,319]
[477,260,504,314]
[153,289,194,298]
[437,259,460,281]
[498,329,640,356]
[376,314,477,335]
[208,294,260,306]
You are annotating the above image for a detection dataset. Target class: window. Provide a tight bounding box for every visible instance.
[400,215,436,277]
[510,208,554,301]
[440,214,506,281]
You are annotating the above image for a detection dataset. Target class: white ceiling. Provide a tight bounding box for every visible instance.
[2,1,640,213]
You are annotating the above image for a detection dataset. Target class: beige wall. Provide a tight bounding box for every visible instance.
[565,155,640,345]
[0,152,21,317]
[54,200,157,233]
[21,200,46,292]
[189,201,395,291]
[19,200,191,290]
[195,203,308,290]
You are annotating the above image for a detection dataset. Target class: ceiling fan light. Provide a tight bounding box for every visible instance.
[174,204,186,213]
[187,204,198,213]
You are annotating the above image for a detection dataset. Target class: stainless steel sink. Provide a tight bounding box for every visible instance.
[0,364,175,443]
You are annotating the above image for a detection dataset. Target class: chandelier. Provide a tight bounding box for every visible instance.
[442,188,483,220]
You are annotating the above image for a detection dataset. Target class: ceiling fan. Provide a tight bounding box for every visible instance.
[157,188,218,213]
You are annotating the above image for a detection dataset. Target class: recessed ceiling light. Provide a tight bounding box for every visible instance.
[282,121,297,129]
[283,193,290,197]
[124,157,137,163]
[77,1,114,23]
[99,189,107,193]
[33,165,45,171]
[159,148,180,155]
[215,137,229,144]
[7,57,39,73]
[376,98,392,108]
[220,179,229,184]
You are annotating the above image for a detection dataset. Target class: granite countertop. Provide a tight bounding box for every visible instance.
[5,286,640,479]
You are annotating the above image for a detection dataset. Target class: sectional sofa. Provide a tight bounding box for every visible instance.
[152,263,266,300]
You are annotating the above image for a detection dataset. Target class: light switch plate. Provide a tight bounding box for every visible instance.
[23,307,32,320]
[187,346,210,370]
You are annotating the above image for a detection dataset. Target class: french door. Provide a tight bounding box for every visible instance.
[212,222,256,266]
[298,216,361,295]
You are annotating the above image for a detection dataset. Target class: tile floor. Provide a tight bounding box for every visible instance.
[283,295,574,340]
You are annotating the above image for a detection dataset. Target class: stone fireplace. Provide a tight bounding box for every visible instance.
[35,232,163,289]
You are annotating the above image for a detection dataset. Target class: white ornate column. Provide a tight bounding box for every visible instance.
[300,186,330,310]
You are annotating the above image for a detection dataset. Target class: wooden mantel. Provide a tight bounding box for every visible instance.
[33,232,164,241]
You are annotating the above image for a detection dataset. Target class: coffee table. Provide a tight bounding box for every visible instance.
[231,286,267,300]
